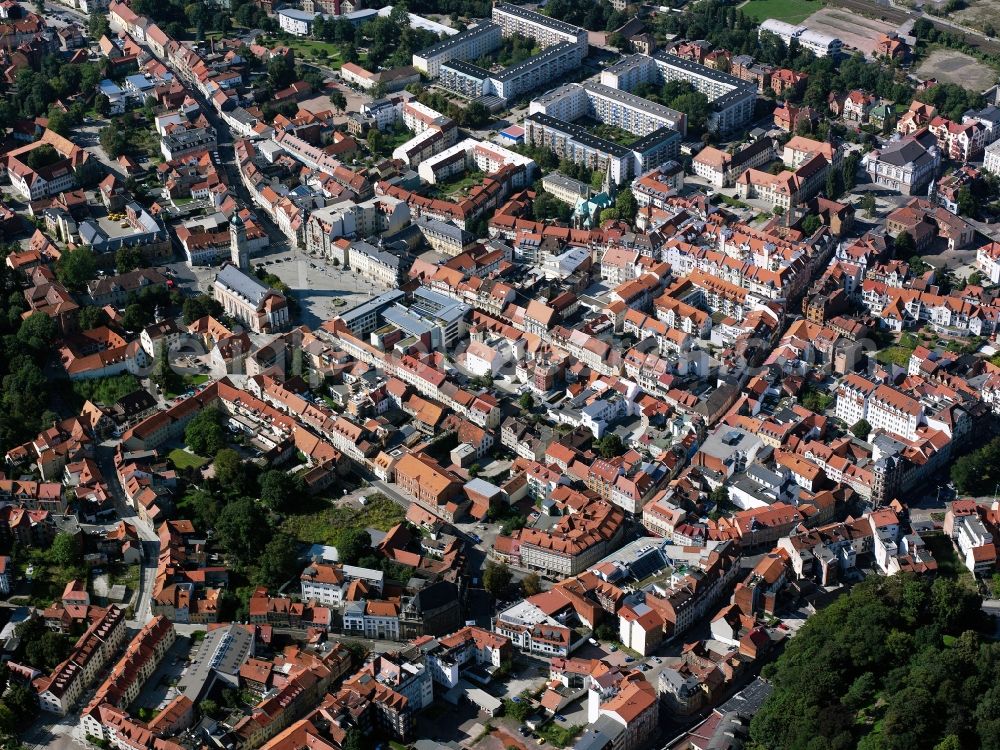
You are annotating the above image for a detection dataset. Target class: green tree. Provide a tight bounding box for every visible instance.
[122,304,148,332]
[595,433,624,458]
[483,560,512,597]
[214,448,255,496]
[342,729,364,750]
[337,527,371,565]
[956,186,976,217]
[522,572,542,596]
[894,230,916,259]
[329,90,347,113]
[56,245,97,289]
[825,165,845,199]
[115,246,143,274]
[89,12,110,39]
[99,123,128,159]
[94,93,111,117]
[861,192,877,218]
[367,128,385,156]
[615,188,638,222]
[24,630,70,671]
[24,145,60,170]
[801,214,822,234]
[184,408,227,456]
[182,294,223,325]
[709,484,730,510]
[267,55,296,89]
[254,533,301,589]
[178,488,221,529]
[215,497,272,566]
[50,533,80,567]
[46,108,72,136]
[17,312,56,352]
[851,419,872,440]
[77,306,110,331]
[518,393,535,411]
[259,470,302,511]
[199,699,219,719]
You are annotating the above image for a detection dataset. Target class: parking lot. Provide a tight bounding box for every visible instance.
[134,635,198,712]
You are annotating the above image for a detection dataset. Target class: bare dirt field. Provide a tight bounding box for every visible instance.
[916,49,997,91]
[803,8,905,56]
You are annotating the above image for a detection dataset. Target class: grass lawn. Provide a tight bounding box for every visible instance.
[109,563,140,590]
[536,723,583,748]
[189,374,209,386]
[285,39,346,68]
[438,169,486,198]
[875,346,915,367]
[168,449,209,471]
[280,492,405,547]
[741,0,825,24]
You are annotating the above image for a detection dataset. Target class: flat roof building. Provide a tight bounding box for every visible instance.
[413,22,503,77]
[491,3,588,52]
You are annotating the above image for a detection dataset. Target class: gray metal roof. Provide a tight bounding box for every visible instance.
[215,263,271,307]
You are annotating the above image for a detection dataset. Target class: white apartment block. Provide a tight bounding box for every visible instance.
[277,8,322,36]
[984,138,1000,176]
[491,3,588,54]
[413,22,503,77]
[417,138,536,185]
[600,53,755,134]
[977,241,1000,284]
[402,101,449,134]
[954,514,995,575]
[531,81,686,137]
[491,42,583,100]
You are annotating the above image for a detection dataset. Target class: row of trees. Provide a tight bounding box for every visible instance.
[543,0,629,33]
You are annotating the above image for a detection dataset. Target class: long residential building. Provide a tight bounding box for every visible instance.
[600,53,755,134]
[530,81,687,137]
[491,3,588,53]
[413,22,503,77]
[524,112,680,186]
[497,500,626,577]
[440,40,584,100]
[35,606,127,715]
[81,616,177,737]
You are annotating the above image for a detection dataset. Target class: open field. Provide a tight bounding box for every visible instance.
[803,7,904,56]
[741,0,826,24]
[916,48,998,90]
[168,449,209,470]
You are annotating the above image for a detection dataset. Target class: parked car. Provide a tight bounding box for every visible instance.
[624,656,634,663]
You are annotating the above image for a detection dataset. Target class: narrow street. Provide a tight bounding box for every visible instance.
[96,441,160,628]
